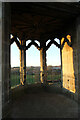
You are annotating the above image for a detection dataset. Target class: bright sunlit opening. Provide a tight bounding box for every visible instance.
[26,45,40,67]
[35,40,40,46]
[11,42,20,67]
[11,38,61,67]
[47,44,61,66]
[26,40,31,46]
[54,38,60,44]
[10,34,14,39]
[46,39,51,46]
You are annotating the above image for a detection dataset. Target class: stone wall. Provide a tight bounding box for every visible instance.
[61,16,80,101]
[77,17,80,101]
[0,2,2,120]
[2,3,11,119]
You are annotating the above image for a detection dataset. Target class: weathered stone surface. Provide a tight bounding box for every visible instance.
[0,2,2,120]
[61,16,80,102]
[1,3,11,119]
[40,42,47,84]
[20,40,26,85]
[77,17,80,99]
[61,38,76,93]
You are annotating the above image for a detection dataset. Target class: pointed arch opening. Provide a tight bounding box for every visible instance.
[26,44,40,84]
[46,38,61,85]
[10,42,20,89]
[35,40,40,46]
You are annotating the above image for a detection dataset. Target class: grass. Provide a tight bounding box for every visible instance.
[26,74,40,84]
[11,73,61,88]
[47,74,61,81]
[11,73,20,88]
[11,73,40,88]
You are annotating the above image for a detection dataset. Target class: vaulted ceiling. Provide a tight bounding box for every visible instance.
[11,2,80,42]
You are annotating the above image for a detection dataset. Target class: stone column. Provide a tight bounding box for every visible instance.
[60,39,63,88]
[40,42,47,84]
[0,3,11,119]
[20,40,26,85]
[61,36,76,93]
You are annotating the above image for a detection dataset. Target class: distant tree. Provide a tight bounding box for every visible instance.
[47,65,53,70]
[47,65,53,74]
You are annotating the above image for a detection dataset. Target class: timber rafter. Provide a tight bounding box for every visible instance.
[11,3,80,42]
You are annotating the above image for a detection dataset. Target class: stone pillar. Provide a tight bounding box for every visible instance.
[40,42,47,84]
[20,40,26,85]
[0,3,11,119]
[60,39,63,88]
[61,36,76,93]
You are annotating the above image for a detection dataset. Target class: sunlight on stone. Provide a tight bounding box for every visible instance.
[10,34,14,39]
[66,35,71,42]
[61,35,76,93]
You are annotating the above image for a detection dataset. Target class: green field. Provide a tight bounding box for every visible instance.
[26,74,40,84]
[11,73,40,88]
[11,73,20,88]
[11,73,61,88]
[47,74,61,81]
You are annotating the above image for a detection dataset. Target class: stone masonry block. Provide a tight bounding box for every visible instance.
[0,2,2,120]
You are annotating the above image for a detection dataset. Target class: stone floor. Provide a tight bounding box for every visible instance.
[6,83,79,119]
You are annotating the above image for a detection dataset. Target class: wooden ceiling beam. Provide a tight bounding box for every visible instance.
[11,3,80,17]
[11,3,79,20]
[11,3,80,43]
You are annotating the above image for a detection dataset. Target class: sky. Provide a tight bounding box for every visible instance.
[11,38,61,67]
